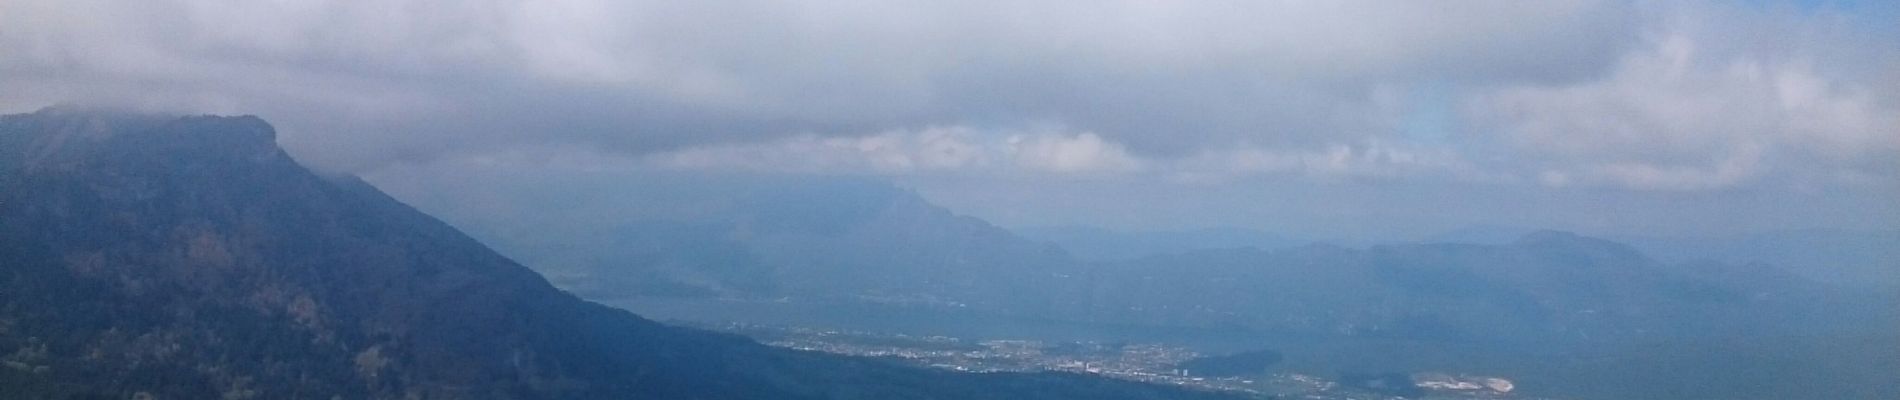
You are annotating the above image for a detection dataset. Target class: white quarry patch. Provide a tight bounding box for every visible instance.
[1411,372,1515,394]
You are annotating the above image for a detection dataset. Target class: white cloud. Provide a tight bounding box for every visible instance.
[1170,140,1502,184]
[0,0,1893,197]
[644,126,1142,175]
[1467,20,1900,190]
[0,0,1639,168]
[643,127,1503,183]
[1538,141,1766,191]
[1005,132,1143,174]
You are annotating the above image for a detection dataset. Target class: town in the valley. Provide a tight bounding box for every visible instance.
[697,322,1530,400]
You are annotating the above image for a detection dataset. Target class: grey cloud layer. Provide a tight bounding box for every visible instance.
[2,0,1894,192]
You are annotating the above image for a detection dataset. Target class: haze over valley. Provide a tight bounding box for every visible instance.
[386,171,1900,399]
[3,1,1897,399]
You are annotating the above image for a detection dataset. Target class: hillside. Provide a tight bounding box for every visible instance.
[0,107,1237,400]
[1075,231,1886,342]
[475,177,1082,314]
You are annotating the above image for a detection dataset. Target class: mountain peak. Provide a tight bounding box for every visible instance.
[1514,229,1587,243]
[3,108,280,175]
[1512,230,1652,266]
[0,110,1229,400]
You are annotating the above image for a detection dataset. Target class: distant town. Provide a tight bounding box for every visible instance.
[696,322,1534,400]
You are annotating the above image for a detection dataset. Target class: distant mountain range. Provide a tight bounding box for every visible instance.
[454,170,1900,399]
[1033,224,1900,289]
[496,177,1890,343]
[0,107,1238,399]
[1073,231,1890,343]
[522,179,1078,314]
[1013,226,1303,262]
[1424,225,1900,288]
[1616,229,1900,287]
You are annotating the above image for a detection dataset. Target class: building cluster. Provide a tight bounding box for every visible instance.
[707,322,1536,400]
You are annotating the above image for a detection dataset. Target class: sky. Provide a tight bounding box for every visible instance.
[2,0,1896,239]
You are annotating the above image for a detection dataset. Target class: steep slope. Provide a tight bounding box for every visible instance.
[0,107,1236,400]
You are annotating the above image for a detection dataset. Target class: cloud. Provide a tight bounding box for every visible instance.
[1174,140,1503,184]
[1006,132,1144,174]
[640,126,1500,183]
[0,0,1635,168]
[1466,4,1900,190]
[642,125,1141,175]
[645,127,992,174]
[0,0,1893,196]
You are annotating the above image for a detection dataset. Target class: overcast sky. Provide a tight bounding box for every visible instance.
[3,0,1896,238]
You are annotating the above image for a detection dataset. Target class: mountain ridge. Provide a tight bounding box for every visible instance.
[0,108,1236,399]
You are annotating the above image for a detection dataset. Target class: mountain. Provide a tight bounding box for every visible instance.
[241,108,1894,399]
[1013,226,1301,262]
[1420,225,1541,246]
[1073,230,1885,342]
[1425,225,1900,288]
[0,107,1238,399]
[1610,229,1900,288]
[1065,232,1899,399]
[490,178,1082,313]
[443,171,1891,345]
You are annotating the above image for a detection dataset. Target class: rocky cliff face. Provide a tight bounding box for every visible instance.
[0,107,1233,400]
